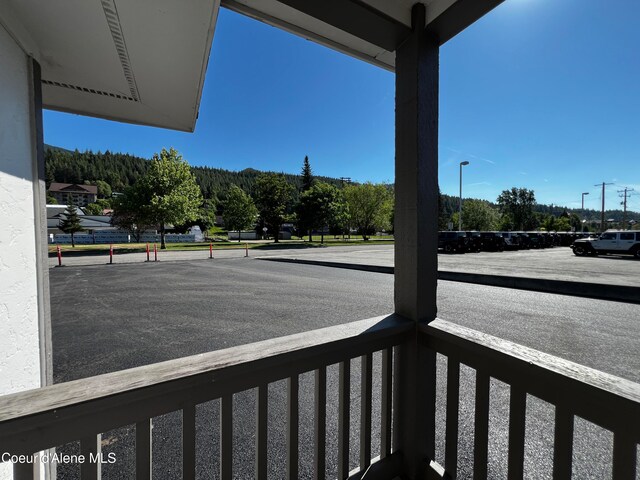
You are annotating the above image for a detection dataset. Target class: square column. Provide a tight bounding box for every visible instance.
[393,3,439,478]
[0,24,52,480]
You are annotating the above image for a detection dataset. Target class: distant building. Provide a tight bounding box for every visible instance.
[48,182,98,206]
[46,205,115,235]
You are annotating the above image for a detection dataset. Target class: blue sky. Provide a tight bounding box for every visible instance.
[44,0,640,212]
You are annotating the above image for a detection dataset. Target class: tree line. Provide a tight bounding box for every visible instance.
[47,145,638,238]
[102,149,393,248]
[44,146,343,203]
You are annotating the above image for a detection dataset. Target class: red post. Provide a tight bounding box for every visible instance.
[57,245,62,267]
[245,243,249,258]
[209,242,213,259]
[109,244,113,264]
[154,243,158,262]
[146,243,150,262]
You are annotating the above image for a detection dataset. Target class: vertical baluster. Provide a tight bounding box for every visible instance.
[380,347,393,459]
[507,387,526,480]
[612,430,637,480]
[314,366,327,480]
[183,404,196,480]
[338,360,351,479]
[473,371,489,480]
[80,434,102,480]
[136,418,153,480]
[287,375,299,480]
[220,394,233,480]
[552,406,573,480]
[255,384,268,480]
[360,353,373,470]
[445,357,460,478]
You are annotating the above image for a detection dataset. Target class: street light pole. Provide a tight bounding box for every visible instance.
[459,161,469,231]
[581,192,589,212]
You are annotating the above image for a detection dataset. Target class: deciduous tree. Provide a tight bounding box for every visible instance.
[223,185,258,242]
[110,184,154,242]
[84,203,104,215]
[254,173,294,243]
[497,187,536,230]
[297,182,347,243]
[343,183,392,240]
[454,199,500,231]
[137,148,203,248]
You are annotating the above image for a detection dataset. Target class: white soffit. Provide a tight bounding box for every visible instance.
[221,0,497,71]
[0,0,220,132]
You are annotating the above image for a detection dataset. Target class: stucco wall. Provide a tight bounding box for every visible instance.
[0,24,42,479]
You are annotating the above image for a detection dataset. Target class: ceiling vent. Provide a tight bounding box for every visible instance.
[100,0,140,101]
[42,80,137,101]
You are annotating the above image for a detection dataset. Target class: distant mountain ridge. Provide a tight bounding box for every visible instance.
[44,145,638,222]
[44,145,345,202]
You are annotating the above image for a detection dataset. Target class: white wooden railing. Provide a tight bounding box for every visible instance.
[421,319,640,480]
[0,315,411,480]
[1,316,639,480]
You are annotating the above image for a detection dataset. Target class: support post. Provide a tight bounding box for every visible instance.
[393,3,439,479]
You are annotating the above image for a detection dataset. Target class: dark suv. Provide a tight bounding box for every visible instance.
[465,231,482,252]
[438,231,468,253]
[480,232,505,251]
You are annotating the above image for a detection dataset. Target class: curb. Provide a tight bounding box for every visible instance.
[259,257,640,305]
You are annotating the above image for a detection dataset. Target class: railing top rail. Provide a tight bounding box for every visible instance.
[421,318,640,440]
[0,314,412,455]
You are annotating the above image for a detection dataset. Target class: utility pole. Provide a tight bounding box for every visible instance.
[618,187,635,230]
[595,183,614,233]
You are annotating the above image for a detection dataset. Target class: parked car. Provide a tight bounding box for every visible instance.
[525,232,545,248]
[540,232,556,248]
[465,231,482,252]
[572,230,640,258]
[438,231,468,253]
[512,232,531,249]
[479,232,505,251]
[501,232,522,250]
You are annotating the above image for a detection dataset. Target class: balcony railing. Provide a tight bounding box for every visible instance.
[0,314,411,480]
[1,315,638,479]
[421,319,640,480]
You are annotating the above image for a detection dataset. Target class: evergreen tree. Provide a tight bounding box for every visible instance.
[301,155,313,191]
[298,156,315,238]
[58,205,84,247]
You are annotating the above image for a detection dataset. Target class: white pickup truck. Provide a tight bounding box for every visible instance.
[572,230,640,258]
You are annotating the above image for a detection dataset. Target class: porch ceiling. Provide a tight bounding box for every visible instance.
[0,0,503,131]
[0,0,220,132]
[222,0,506,71]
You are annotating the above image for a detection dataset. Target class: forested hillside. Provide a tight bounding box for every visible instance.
[44,146,344,201]
[45,145,637,224]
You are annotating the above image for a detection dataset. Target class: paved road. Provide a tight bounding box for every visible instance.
[49,260,638,479]
[50,243,640,288]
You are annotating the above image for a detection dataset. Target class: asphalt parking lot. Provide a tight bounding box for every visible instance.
[48,259,639,479]
[50,244,640,288]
